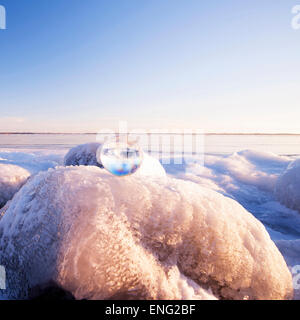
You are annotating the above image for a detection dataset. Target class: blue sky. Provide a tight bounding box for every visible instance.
[0,0,299,133]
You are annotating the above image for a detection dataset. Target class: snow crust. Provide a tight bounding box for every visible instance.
[0,164,30,208]
[0,166,292,300]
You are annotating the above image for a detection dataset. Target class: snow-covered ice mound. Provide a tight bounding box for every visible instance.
[64,143,104,168]
[275,239,300,300]
[0,150,63,174]
[0,166,293,300]
[168,150,290,200]
[136,152,166,177]
[275,159,300,213]
[204,150,287,193]
[0,164,30,208]
[64,143,166,177]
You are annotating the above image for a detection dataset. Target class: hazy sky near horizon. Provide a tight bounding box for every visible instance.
[0,0,300,133]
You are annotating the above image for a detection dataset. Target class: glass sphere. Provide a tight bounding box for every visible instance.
[97,135,143,176]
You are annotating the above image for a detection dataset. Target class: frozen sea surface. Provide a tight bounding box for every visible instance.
[0,134,300,299]
[1,133,300,155]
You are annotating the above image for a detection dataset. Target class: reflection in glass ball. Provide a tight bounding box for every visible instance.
[97,136,143,177]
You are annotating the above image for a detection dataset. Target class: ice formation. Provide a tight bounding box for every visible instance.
[0,164,30,208]
[64,143,104,168]
[204,151,283,193]
[0,166,292,300]
[0,150,63,174]
[275,239,300,300]
[64,142,166,177]
[166,150,290,199]
[275,159,300,213]
[136,152,166,177]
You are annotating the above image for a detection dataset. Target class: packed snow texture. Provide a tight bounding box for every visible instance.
[64,142,166,177]
[275,159,300,213]
[0,164,30,208]
[0,166,293,300]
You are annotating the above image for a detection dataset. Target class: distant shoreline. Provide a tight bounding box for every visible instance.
[0,132,300,136]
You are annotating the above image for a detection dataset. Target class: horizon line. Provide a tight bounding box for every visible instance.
[1,132,300,136]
